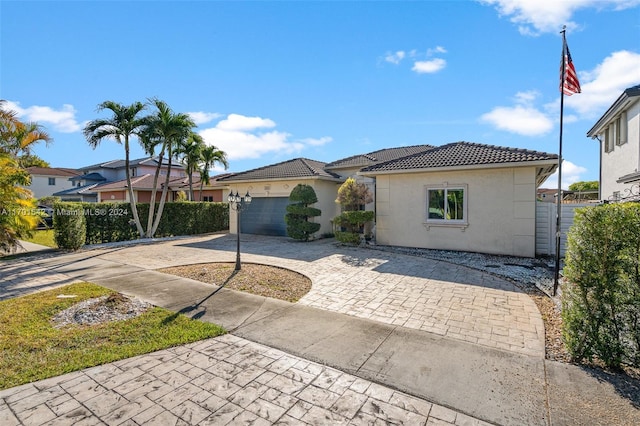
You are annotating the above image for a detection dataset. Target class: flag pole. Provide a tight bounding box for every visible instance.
[553,26,567,297]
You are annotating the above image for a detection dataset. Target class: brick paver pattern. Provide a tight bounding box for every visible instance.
[0,334,489,426]
[92,235,545,357]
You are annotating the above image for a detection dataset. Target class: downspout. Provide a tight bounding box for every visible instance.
[594,135,603,201]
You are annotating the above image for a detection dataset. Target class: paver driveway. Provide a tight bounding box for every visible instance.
[78,234,545,357]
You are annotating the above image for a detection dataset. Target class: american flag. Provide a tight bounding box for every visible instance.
[560,38,581,95]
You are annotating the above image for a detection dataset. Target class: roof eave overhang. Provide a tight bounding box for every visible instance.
[359,159,559,176]
[586,93,637,138]
[221,176,344,185]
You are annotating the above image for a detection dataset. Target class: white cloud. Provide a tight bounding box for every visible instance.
[412,58,447,74]
[384,51,406,65]
[298,136,333,146]
[479,0,640,35]
[216,113,276,131]
[480,90,554,136]
[199,113,331,161]
[543,160,588,190]
[427,46,447,56]
[4,100,82,133]
[565,50,640,117]
[187,111,222,125]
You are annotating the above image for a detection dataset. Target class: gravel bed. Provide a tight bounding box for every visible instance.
[51,294,152,328]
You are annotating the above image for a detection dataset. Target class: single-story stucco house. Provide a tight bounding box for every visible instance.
[220,142,558,258]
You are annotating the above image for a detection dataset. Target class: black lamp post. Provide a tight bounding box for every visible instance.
[227,190,252,271]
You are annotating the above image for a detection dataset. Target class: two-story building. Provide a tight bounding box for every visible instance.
[24,167,81,199]
[53,157,191,202]
[587,84,640,202]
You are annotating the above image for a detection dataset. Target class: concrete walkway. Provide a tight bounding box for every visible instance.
[1,234,639,425]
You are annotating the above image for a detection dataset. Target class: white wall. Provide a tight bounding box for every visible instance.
[601,100,640,200]
[373,166,538,257]
[26,175,75,199]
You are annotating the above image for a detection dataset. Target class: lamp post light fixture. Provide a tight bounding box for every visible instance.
[227,190,252,271]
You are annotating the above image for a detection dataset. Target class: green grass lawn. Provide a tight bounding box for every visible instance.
[22,229,56,248]
[0,282,225,390]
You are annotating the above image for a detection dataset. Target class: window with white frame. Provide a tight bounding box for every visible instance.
[616,112,627,146]
[604,126,615,153]
[426,185,466,223]
[48,177,55,185]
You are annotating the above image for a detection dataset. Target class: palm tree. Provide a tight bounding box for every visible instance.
[0,100,52,157]
[178,132,205,201]
[83,101,147,237]
[141,99,195,237]
[198,144,229,201]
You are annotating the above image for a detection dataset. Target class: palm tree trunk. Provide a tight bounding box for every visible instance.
[125,137,144,237]
[188,173,194,201]
[150,148,173,237]
[145,149,165,238]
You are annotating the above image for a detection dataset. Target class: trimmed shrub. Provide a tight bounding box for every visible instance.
[53,202,86,250]
[562,203,640,368]
[285,184,321,241]
[333,210,374,245]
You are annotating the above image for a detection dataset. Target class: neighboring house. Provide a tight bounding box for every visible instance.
[53,157,192,203]
[24,167,80,199]
[94,174,226,203]
[54,173,107,202]
[587,84,640,202]
[221,142,558,258]
[536,188,599,203]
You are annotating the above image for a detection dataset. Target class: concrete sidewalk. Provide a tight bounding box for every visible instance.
[2,235,639,425]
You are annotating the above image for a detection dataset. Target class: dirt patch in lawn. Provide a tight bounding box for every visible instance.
[159,262,312,303]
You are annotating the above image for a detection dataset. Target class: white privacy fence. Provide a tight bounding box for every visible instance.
[535,202,597,257]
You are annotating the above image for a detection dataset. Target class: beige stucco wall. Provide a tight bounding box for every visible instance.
[373,166,538,257]
[227,178,342,236]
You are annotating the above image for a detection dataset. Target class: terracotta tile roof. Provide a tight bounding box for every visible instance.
[27,167,80,177]
[361,142,559,173]
[325,144,435,169]
[219,158,341,182]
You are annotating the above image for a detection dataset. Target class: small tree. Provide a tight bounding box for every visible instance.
[285,184,321,241]
[334,178,374,244]
[335,177,372,210]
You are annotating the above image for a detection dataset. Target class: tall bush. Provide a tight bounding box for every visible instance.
[562,203,640,368]
[334,178,374,245]
[53,202,86,250]
[285,184,321,241]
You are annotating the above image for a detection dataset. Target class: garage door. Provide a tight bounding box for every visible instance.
[240,197,289,236]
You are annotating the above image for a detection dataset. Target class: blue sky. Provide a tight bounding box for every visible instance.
[2,0,639,189]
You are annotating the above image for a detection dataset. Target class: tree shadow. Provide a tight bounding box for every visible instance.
[162,269,239,324]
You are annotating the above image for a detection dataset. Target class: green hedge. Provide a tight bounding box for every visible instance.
[53,202,229,246]
[562,203,640,368]
[53,202,86,250]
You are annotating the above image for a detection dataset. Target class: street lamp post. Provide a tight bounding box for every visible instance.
[227,190,252,271]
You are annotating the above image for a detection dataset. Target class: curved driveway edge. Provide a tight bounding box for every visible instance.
[92,234,545,358]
